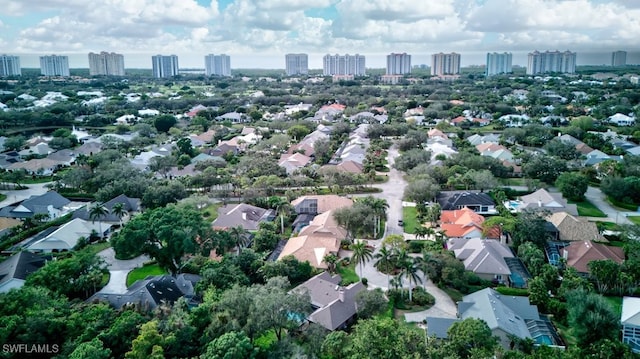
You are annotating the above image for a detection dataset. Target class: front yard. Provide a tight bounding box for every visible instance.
[402,206,419,235]
[569,199,606,217]
[126,263,167,286]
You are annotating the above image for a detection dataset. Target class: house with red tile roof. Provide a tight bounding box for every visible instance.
[440,207,498,239]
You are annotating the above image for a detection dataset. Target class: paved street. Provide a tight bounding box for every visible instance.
[585,186,636,225]
[355,146,458,322]
[97,248,150,294]
[0,182,51,208]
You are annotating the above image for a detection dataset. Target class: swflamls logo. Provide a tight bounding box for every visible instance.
[2,343,59,354]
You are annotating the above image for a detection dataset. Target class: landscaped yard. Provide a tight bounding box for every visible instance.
[628,216,640,225]
[337,262,359,286]
[402,206,419,235]
[200,203,221,221]
[570,199,606,217]
[126,263,167,286]
[604,296,622,318]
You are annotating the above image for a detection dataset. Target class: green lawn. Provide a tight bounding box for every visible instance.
[604,296,623,318]
[337,262,359,286]
[200,203,221,221]
[402,206,419,235]
[0,193,6,202]
[628,216,640,225]
[126,264,167,286]
[570,199,606,217]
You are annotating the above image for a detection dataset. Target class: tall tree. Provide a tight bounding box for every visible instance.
[567,290,620,348]
[111,205,212,275]
[89,202,108,238]
[374,245,395,288]
[111,202,126,227]
[229,226,249,254]
[446,318,498,359]
[400,257,422,303]
[350,240,373,278]
[555,172,589,201]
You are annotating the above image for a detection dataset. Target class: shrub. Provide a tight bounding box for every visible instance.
[495,286,529,296]
[361,278,368,286]
[411,287,435,307]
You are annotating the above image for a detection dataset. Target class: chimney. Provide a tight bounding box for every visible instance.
[563,249,569,260]
[537,199,542,207]
[338,288,345,302]
[242,212,247,221]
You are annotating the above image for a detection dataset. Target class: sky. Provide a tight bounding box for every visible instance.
[1,0,639,69]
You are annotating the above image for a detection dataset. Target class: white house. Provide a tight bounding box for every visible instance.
[27,218,108,253]
[622,296,640,353]
[609,113,636,126]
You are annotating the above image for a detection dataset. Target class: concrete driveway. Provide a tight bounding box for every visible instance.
[97,248,150,294]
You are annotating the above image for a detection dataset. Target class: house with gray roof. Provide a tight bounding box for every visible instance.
[211,203,275,231]
[73,194,141,224]
[216,111,248,123]
[293,272,367,331]
[427,288,563,350]
[436,191,497,215]
[509,188,578,216]
[448,238,514,285]
[88,274,200,310]
[0,251,48,293]
[0,191,71,220]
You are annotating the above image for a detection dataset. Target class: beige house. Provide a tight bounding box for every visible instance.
[547,212,606,242]
[279,210,346,268]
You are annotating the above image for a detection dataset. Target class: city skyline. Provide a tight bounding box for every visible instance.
[1,1,639,69]
[5,50,640,71]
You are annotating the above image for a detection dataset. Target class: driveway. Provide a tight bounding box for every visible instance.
[404,279,458,322]
[585,186,636,225]
[97,248,150,294]
[0,182,51,208]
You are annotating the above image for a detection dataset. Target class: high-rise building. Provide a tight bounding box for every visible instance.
[88,52,125,76]
[612,51,627,67]
[152,55,179,78]
[40,55,70,76]
[323,54,366,76]
[386,53,411,75]
[431,53,461,76]
[204,54,231,76]
[285,53,309,75]
[0,55,21,77]
[485,52,512,76]
[526,50,576,75]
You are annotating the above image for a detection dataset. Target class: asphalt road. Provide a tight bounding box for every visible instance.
[0,182,51,208]
[354,147,458,321]
[585,186,636,225]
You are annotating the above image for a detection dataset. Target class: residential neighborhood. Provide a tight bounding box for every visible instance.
[1,60,640,358]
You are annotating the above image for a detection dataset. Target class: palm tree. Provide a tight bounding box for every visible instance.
[89,202,108,239]
[229,226,249,254]
[350,240,373,278]
[111,202,126,227]
[400,257,423,303]
[360,196,388,238]
[323,253,339,274]
[415,251,434,291]
[374,245,395,289]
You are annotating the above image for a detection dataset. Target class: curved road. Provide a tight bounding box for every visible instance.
[585,186,636,225]
[356,146,458,321]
